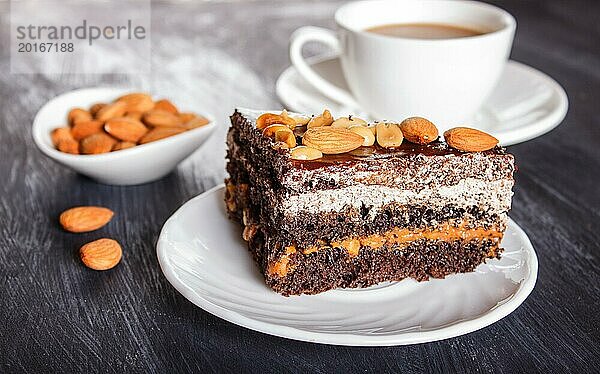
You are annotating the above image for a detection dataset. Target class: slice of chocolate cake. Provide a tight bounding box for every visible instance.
[226,108,515,296]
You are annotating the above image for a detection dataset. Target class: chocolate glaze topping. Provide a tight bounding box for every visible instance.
[292,124,505,171]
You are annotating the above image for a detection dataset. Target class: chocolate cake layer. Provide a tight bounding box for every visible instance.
[225,108,515,295]
[248,229,501,296]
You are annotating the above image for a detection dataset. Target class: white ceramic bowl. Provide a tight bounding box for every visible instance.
[33,87,217,185]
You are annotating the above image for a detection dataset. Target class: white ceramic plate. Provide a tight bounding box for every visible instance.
[157,185,538,346]
[33,87,217,185]
[276,57,568,146]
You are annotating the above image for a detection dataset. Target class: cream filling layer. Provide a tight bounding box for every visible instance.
[281,178,513,217]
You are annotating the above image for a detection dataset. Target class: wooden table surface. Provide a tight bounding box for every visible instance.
[1,0,598,372]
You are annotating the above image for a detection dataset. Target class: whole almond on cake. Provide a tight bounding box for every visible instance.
[104,117,148,142]
[399,117,439,144]
[80,238,122,271]
[444,127,499,152]
[302,127,364,154]
[59,206,114,233]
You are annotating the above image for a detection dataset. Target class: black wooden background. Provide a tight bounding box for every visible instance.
[0,0,598,372]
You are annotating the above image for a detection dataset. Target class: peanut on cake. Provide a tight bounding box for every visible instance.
[225,108,515,296]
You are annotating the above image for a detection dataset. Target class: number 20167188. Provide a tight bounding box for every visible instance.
[17,42,74,53]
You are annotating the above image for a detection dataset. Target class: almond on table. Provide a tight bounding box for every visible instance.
[80,238,122,271]
[59,206,114,233]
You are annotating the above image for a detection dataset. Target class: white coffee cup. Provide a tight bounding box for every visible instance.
[289,0,516,129]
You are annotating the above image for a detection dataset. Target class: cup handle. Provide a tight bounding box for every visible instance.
[289,26,360,110]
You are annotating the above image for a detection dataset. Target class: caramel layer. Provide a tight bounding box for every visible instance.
[267,223,503,277]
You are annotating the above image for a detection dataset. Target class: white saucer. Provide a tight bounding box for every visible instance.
[157,185,538,346]
[276,56,568,146]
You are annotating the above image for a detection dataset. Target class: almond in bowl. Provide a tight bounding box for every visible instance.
[50,92,212,155]
[32,87,216,185]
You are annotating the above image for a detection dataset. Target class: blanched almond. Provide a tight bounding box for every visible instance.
[80,133,117,154]
[307,109,334,128]
[262,124,290,138]
[116,93,155,113]
[444,127,499,152]
[349,125,375,146]
[275,129,297,148]
[104,117,148,142]
[302,127,364,154]
[399,117,439,144]
[256,112,296,130]
[376,122,403,148]
[95,101,127,122]
[80,238,122,271]
[139,127,186,144]
[143,109,184,128]
[290,146,323,160]
[60,206,114,233]
[331,116,367,128]
[154,99,178,114]
[71,120,104,141]
[291,115,311,126]
[68,108,92,126]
